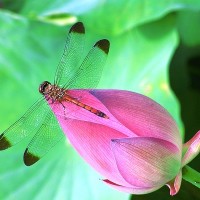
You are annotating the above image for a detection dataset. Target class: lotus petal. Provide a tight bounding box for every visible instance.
[166,170,182,196]
[182,130,200,167]
[103,179,162,194]
[91,90,182,148]
[111,137,181,188]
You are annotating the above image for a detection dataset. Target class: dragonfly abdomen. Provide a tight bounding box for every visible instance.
[63,95,109,119]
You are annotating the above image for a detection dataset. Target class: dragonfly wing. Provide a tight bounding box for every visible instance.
[0,98,50,150]
[54,22,85,87]
[64,39,110,89]
[23,109,64,166]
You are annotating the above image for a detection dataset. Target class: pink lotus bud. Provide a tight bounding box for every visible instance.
[49,89,199,195]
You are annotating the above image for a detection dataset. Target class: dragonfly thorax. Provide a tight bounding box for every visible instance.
[39,81,65,101]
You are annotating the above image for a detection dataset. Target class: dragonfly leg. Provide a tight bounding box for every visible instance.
[60,102,67,120]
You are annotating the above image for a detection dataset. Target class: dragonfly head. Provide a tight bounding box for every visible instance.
[39,81,52,95]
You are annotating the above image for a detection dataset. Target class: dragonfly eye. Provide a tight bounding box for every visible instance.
[39,81,51,94]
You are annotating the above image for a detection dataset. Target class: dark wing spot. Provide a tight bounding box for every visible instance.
[94,39,110,54]
[0,134,11,150]
[69,22,85,34]
[24,148,40,166]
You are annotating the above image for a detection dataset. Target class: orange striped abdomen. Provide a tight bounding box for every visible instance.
[63,95,109,119]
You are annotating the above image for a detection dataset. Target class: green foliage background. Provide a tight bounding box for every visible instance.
[0,0,200,199]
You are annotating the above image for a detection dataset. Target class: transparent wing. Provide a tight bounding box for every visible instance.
[24,109,64,166]
[0,97,50,149]
[23,96,101,166]
[63,39,110,89]
[54,22,85,87]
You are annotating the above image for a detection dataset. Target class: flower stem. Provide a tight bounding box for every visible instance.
[182,165,200,188]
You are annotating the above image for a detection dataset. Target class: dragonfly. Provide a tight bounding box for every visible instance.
[0,22,110,166]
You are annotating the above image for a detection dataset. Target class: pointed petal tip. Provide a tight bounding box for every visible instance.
[166,184,178,196]
[0,134,11,150]
[94,39,110,54]
[103,179,120,186]
[23,148,40,166]
[166,171,182,196]
[69,22,85,34]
